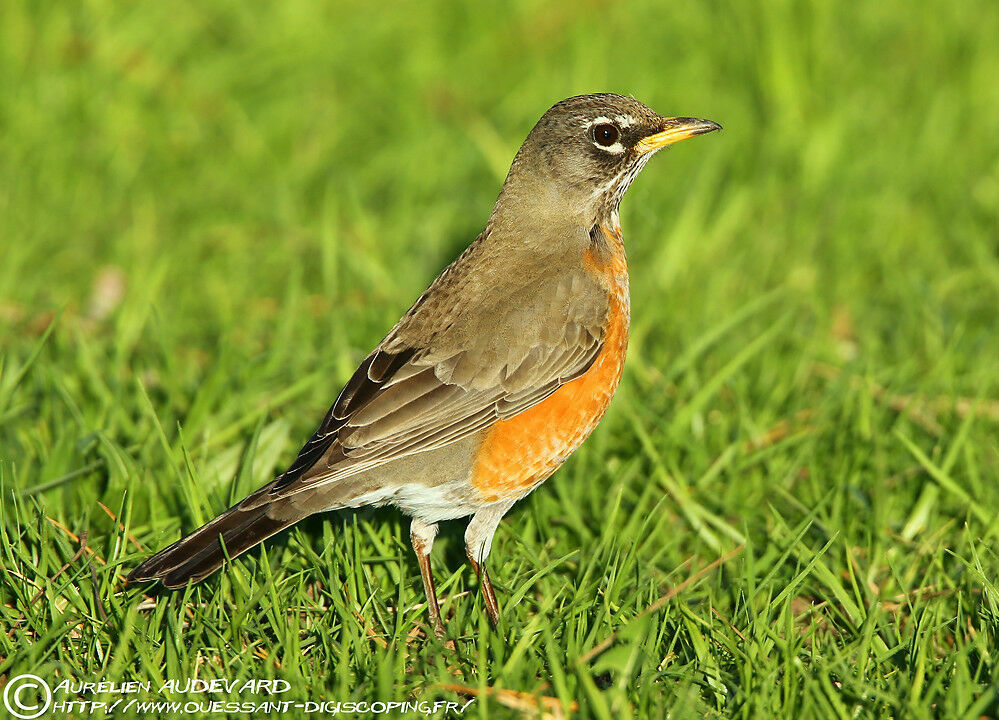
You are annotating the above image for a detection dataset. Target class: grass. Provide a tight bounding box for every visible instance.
[2,0,999,717]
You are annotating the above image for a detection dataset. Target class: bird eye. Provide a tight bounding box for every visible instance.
[592,123,620,147]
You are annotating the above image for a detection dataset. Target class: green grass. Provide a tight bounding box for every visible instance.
[2,0,999,717]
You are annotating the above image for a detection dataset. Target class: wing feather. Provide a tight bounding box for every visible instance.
[266,246,611,498]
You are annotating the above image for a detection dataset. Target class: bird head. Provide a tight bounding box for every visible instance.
[492,93,720,231]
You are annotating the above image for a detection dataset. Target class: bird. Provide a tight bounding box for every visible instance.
[128,93,720,637]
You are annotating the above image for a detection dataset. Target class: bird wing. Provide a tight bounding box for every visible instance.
[260,244,608,500]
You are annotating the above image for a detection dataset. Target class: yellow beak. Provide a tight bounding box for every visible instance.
[635,117,722,154]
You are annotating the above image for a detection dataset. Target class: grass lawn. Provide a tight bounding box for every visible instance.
[2,1,999,717]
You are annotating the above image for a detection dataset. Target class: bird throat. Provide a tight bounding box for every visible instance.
[592,153,655,221]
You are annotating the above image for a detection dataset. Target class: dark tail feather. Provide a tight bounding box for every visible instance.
[127,500,298,589]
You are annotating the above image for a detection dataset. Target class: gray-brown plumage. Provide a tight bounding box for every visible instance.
[128,93,720,636]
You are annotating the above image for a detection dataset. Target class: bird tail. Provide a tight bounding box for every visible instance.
[127,498,299,589]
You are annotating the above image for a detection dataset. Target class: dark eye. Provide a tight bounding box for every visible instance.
[592,123,620,147]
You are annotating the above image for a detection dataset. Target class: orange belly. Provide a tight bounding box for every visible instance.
[471,227,630,502]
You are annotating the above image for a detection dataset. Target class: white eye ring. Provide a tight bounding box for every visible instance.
[588,117,624,154]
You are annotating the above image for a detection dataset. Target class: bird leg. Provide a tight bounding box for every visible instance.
[410,518,446,638]
[465,502,513,629]
[465,551,500,627]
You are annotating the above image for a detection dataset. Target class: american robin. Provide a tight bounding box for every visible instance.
[129,94,720,637]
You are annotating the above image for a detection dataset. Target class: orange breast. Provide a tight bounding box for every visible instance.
[471,226,630,502]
